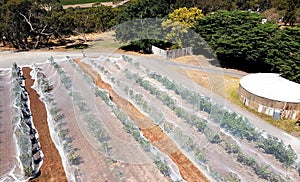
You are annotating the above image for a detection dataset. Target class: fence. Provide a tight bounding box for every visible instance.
[151,46,193,59]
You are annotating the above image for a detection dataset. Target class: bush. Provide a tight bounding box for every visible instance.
[257,136,297,166]
[210,134,221,144]
[23,165,32,177]
[67,151,82,165]
[154,159,170,177]
[224,142,241,154]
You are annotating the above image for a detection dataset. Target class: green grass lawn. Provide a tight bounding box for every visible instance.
[60,0,113,5]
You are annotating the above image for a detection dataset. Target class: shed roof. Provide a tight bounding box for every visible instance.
[240,73,300,103]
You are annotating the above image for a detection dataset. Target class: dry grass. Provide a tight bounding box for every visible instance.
[178,68,230,98]
[172,55,218,67]
[173,56,201,66]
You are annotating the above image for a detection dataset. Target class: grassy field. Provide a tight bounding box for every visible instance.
[60,0,113,5]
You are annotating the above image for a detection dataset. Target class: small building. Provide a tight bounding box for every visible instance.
[238,73,300,120]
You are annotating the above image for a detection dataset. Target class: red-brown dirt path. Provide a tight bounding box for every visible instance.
[22,67,67,182]
[73,59,209,182]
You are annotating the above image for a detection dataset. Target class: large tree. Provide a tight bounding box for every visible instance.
[0,0,72,50]
[194,10,279,71]
[162,7,204,48]
[64,6,118,35]
[194,10,300,83]
[264,27,300,83]
[115,18,167,53]
[116,0,174,23]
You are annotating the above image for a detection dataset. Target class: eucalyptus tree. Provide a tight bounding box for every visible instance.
[0,0,72,50]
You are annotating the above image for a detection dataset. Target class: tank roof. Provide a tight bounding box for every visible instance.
[240,73,300,103]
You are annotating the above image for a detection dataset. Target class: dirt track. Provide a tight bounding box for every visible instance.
[62,0,129,9]
[22,67,67,182]
[73,59,209,182]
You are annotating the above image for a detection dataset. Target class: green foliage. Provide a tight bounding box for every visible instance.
[12,64,34,178]
[194,10,300,83]
[264,27,300,83]
[0,0,117,49]
[138,138,151,152]
[162,7,204,48]
[64,5,118,34]
[115,6,205,52]
[125,69,209,133]
[23,165,32,178]
[220,110,261,141]
[154,159,171,177]
[67,151,82,165]
[165,7,204,28]
[236,152,286,181]
[210,133,221,144]
[114,0,179,53]
[193,148,207,163]
[58,129,70,140]
[170,0,297,17]
[52,59,111,153]
[119,39,171,54]
[148,72,212,113]
[195,10,279,71]
[224,142,241,154]
[116,0,172,23]
[115,18,171,53]
[258,136,297,166]
[146,71,297,166]
[222,173,241,182]
[0,0,73,49]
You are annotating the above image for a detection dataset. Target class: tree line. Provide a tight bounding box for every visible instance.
[1,0,299,50]
[116,0,300,25]
[0,0,118,50]
[0,0,299,82]
[115,1,299,83]
[194,10,300,83]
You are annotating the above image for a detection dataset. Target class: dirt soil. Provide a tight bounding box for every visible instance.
[62,0,129,9]
[73,59,209,182]
[22,67,67,182]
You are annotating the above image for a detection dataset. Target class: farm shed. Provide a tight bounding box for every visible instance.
[238,73,300,120]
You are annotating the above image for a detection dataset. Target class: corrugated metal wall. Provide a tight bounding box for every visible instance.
[238,85,300,120]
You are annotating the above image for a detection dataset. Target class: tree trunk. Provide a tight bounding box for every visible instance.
[34,34,41,49]
[0,35,6,46]
[17,37,28,50]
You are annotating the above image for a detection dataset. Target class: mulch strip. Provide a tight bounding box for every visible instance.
[23,67,67,182]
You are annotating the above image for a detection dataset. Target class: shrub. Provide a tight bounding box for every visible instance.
[154,159,170,177]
